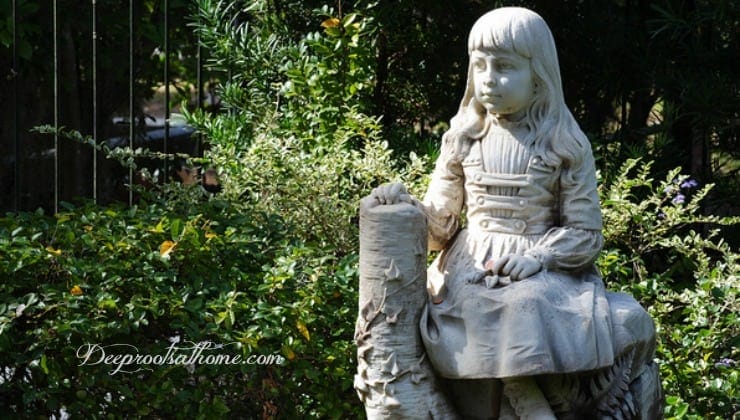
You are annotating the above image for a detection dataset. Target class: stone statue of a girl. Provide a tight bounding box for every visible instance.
[370,7,659,418]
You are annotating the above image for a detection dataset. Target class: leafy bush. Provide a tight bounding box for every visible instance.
[0,198,363,417]
[186,0,430,254]
[598,159,739,418]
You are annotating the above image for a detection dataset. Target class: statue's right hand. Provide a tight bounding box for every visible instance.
[371,183,412,206]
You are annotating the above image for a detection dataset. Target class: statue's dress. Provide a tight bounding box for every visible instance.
[419,115,653,379]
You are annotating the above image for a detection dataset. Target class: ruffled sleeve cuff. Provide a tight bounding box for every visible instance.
[524,227,603,271]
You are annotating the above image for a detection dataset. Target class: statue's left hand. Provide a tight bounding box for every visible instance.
[485,255,542,281]
[369,182,413,206]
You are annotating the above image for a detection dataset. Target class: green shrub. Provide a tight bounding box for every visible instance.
[0,198,363,417]
[186,0,430,254]
[598,159,739,418]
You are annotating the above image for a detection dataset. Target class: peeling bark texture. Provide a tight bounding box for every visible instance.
[355,198,458,419]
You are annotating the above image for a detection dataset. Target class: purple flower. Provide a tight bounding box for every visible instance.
[657,211,666,219]
[681,178,699,189]
[715,358,735,368]
[663,185,675,195]
[672,194,685,204]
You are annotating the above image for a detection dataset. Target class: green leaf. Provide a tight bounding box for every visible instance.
[171,218,183,240]
[40,354,48,375]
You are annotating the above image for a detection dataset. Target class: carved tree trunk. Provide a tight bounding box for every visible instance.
[355,199,458,419]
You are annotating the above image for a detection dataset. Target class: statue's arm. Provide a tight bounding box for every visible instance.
[524,148,603,271]
[417,138,465,251]
[524,227,603,271]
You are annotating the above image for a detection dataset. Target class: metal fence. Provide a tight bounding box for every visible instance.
[1,1,209,214]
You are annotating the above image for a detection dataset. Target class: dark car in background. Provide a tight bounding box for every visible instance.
[101,119,201,203]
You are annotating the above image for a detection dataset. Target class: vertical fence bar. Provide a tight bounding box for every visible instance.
[129,0,134,205]
[620,0,630,142]
[163,0,170,177]
[92,0,98,202]
[197,32,203,110]
[53,0,59,214]
[12,0,19,211]
[196,11,203,156]
[227,9,233,116]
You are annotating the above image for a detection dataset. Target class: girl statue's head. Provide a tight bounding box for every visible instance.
[448,7,588,168]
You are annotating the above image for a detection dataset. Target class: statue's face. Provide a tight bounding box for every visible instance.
[471,49,535,119]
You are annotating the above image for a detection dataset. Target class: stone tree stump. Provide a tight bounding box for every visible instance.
[354,198,457,419]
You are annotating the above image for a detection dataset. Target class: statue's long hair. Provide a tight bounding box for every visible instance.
[444,7,589,173]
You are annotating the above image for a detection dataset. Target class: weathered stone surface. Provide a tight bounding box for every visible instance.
[355,200,457,419]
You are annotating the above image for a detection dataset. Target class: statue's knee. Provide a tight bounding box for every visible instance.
[607,292,655,343]
[607,292,657,376]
